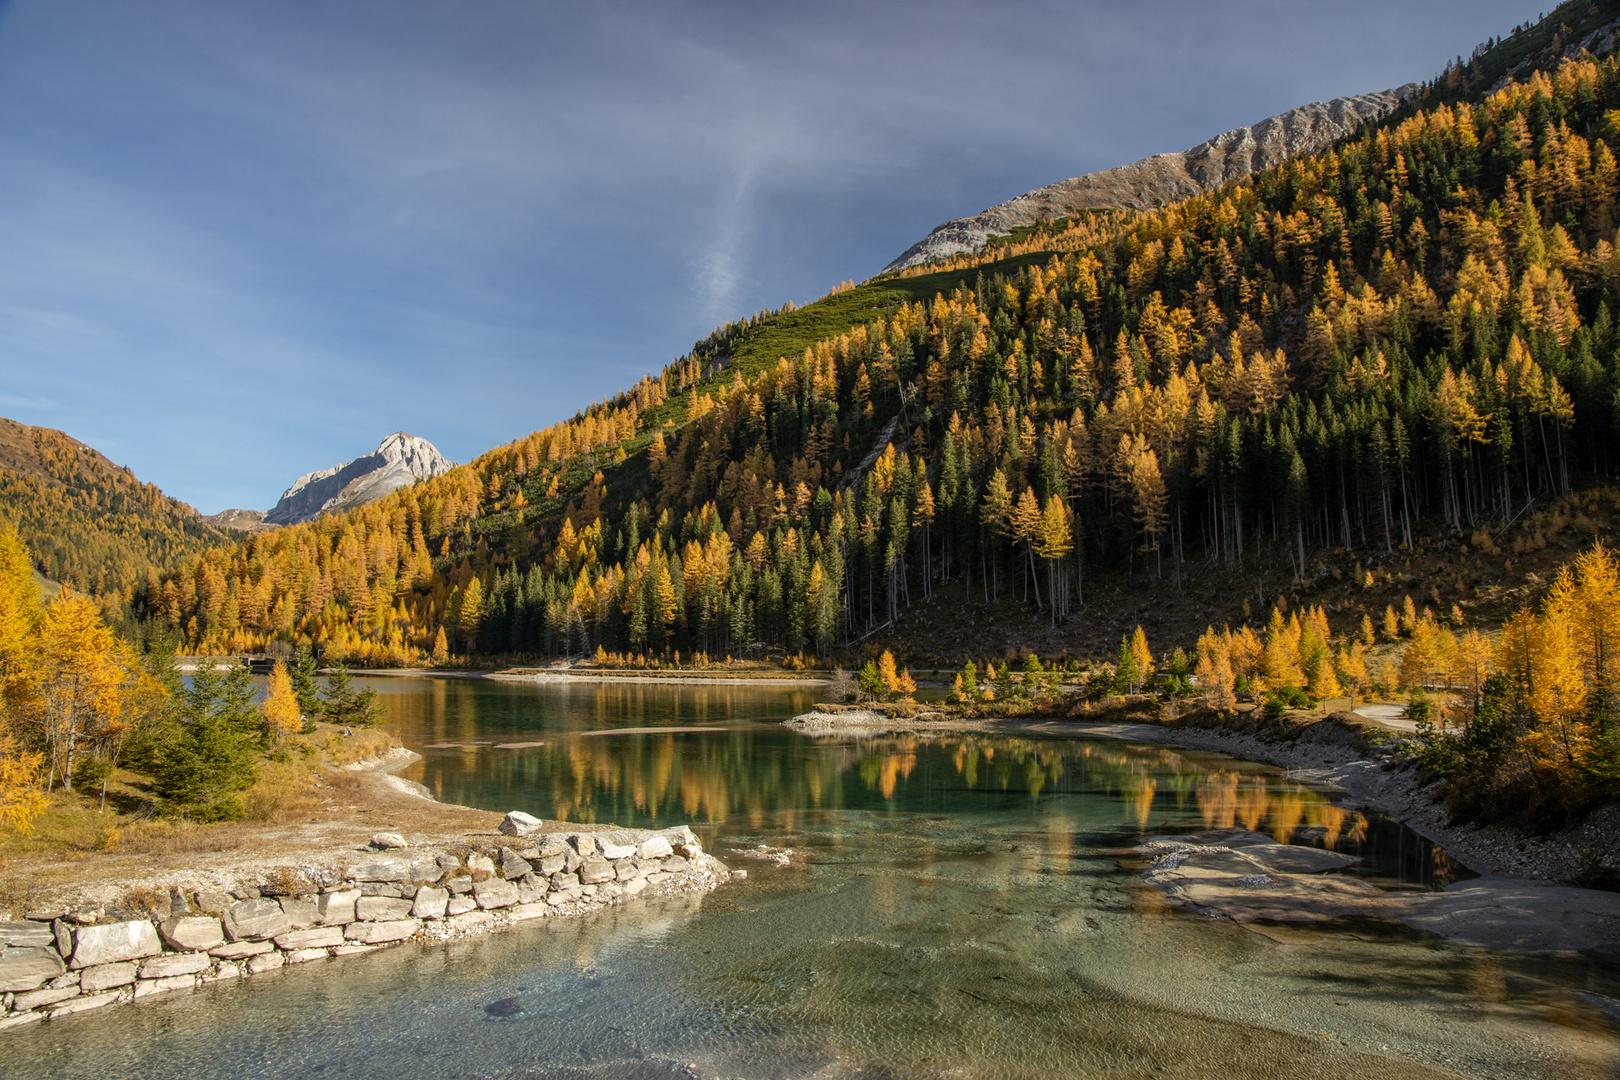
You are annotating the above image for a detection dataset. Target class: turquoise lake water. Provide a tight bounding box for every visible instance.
[2,677,1616,1079]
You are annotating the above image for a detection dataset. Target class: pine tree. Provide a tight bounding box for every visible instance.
[155,665,259,822]
[319,664,385,727]
[290,643,321,719]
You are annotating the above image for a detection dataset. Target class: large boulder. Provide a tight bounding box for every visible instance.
[70,920,161,968]
[499,811,544,837]
[0,946,65,992]
[370,832,408,850]
[223,899,292,942]
[658,825,698,848]
[159,916,225,952]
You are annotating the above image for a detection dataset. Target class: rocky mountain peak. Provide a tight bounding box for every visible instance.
[885,85,1419,272]
[264,432,453,527]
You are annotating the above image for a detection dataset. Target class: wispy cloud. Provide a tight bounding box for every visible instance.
[0,0,1530,510]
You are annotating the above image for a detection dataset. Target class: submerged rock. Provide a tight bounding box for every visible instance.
[1138,828,1620,953]
[483,996,525,1017]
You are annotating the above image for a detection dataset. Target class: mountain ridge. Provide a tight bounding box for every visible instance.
[264,431,454,526]
[885,85,1420,272]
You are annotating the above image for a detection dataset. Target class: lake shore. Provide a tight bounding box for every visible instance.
[784,705,1620,956]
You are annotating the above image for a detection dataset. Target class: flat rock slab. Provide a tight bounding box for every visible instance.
[344,919,418,944]
[0,946,66,992]
[1397,878,1620,952]
[223,900,291,942]
[71,921,160,968]
[139,953,213,979]
[0,921,56,948]
[159,916,224,952]
[1140,834,1620,953]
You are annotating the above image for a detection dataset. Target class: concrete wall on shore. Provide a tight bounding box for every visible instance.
[0,824,719,1031]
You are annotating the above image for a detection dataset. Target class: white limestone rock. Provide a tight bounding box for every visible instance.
[265,433,453,526]
[70,921,160,969]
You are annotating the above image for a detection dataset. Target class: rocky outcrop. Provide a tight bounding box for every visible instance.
[201,508,274,534]
[264,432,452,527]
[886,87,1418,271]
[0,825,725,1030]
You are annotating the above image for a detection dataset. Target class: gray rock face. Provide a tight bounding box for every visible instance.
[158,916,225,952]
[0,946,66,992]
[12,984,79,1010]
[265,432,453,526]
[223,899,292,942]
[499,811,544,837]
[886,86,1418,271]
[70,921,161,968]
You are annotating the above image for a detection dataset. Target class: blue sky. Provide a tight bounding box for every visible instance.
[0,0,1529,514]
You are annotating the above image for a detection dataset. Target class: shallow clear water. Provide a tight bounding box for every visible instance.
[3,677,1617,1079]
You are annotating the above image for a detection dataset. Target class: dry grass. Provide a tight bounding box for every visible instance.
[324,727,400,766]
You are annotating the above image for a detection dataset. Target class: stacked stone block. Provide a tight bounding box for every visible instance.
[0,825,709,1030]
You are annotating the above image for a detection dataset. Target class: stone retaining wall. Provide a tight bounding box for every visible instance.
[0,824,720,1031]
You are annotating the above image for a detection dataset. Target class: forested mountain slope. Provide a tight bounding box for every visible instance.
[0,416,228,599]
[136,7,1620,670]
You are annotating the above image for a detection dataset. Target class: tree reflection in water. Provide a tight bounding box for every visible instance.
[378,672,1467,889]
